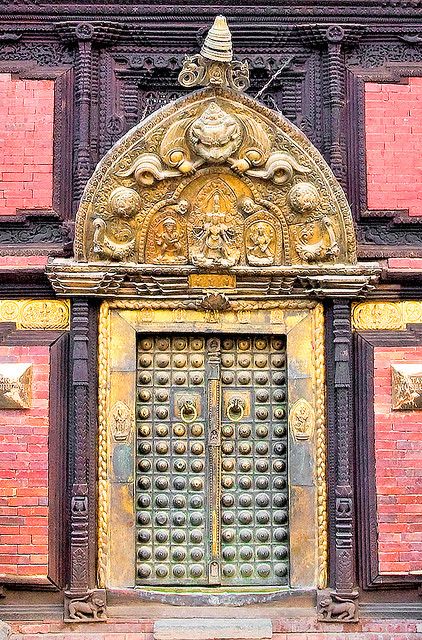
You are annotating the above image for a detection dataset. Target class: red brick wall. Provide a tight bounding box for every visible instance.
[374,346,422,574]
[365,77,422,217]
[8,617,421,639]
[0,73,54,216]
[0,345,50,579]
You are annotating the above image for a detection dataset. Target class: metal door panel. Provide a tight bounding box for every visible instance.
[136,335,209,585]
[135,333,289,587]
[220,335,289,586]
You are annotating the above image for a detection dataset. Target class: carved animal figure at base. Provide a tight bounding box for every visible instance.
[68,595,106,620]
[319,595,356,621]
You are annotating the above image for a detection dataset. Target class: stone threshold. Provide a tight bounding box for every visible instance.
[154,618,272,640]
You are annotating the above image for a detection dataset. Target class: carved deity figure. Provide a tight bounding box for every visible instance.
[246,222,275,266]
[192,193,240,267]
[154,217,187,264]
[188,102,242,164]
[241,197,277,266]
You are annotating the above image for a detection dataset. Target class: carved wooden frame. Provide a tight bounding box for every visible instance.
[354,322,422,590]
[345,63,422,257]
[97,299,328,596]
[0,323,69,590]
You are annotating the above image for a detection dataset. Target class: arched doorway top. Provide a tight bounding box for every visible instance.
[49,16,379,298]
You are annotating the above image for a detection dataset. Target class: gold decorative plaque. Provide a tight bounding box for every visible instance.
[189,274,236,289]
[0,363,32,409]
[0,299,70,330]
[352,301,422,331]
[391,364,422,410]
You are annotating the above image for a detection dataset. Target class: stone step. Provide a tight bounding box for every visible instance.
[154,618,273,640]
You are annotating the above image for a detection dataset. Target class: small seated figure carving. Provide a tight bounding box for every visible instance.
[154,217,187,264]
[246,222,275,266]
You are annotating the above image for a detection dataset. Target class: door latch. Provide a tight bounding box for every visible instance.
[226,397,245,422]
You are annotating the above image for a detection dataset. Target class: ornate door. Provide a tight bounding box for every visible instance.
[135,333,289,587]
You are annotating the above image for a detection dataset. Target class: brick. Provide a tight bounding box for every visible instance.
[0,345,50,579]
[365,77,422,216]
[373,345,422,574]
[0,72,54,216]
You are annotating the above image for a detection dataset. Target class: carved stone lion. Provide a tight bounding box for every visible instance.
[68,595,106,620]
[319,595,356,621]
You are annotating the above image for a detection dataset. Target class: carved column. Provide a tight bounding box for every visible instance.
[64,299,105,622]
[325,27,346,185]
[73,26,94,205]
[55,22,125,212]
[321,299,358,622]
[297,24,364,187]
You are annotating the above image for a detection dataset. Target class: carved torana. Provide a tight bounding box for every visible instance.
[48,16,379,299]
[74,89,355,269]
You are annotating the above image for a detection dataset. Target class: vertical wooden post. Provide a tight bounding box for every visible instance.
[65,299,105,622]
[321,299,359,621]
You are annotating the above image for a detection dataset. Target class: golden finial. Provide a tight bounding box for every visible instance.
[178,15,250,92]
[200,15,233,63]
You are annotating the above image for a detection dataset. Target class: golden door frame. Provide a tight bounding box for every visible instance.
[97,299,327,593]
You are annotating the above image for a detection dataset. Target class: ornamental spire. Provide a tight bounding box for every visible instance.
[200,15,233,62]
[178,15,250,92]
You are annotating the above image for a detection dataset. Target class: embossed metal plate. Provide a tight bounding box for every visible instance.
[135,333,288,586]
[391,364,422,410]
